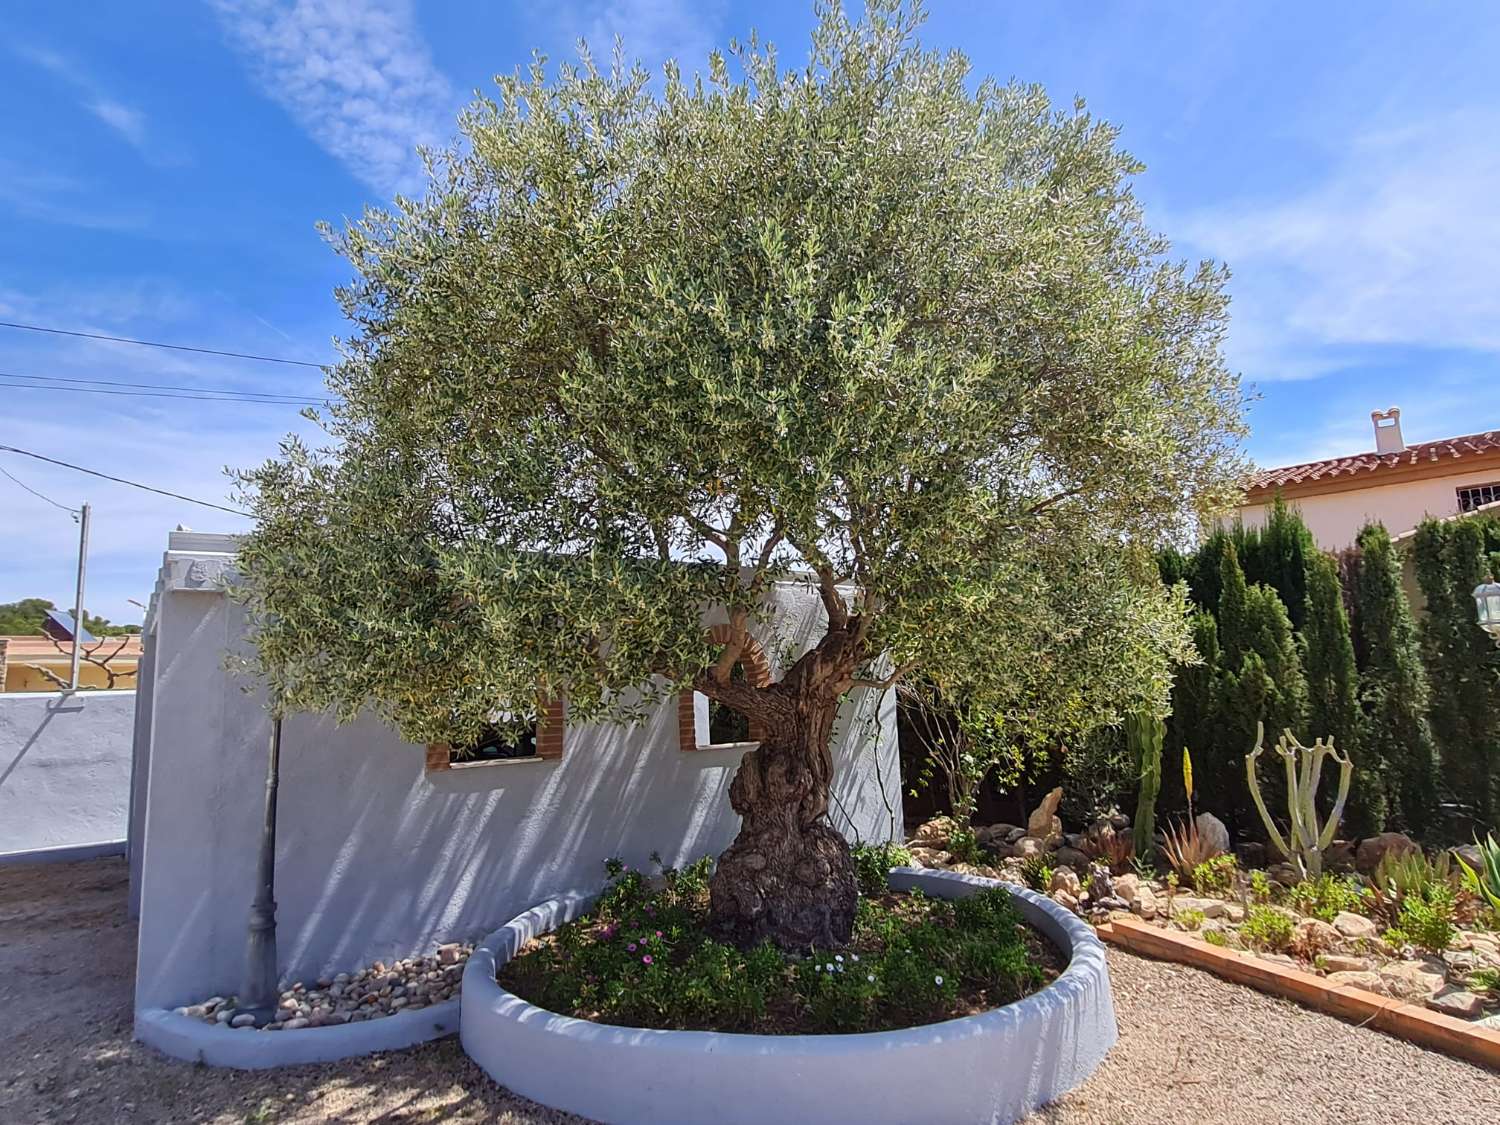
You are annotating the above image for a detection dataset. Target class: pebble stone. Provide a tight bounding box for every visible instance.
[184,943,473,1032]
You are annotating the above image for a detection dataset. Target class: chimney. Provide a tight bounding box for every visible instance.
[1371,407,1406,455]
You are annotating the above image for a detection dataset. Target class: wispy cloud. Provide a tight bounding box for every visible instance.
[209,0,457,198]
[0,159,150,232]
[1177,110,1500,382]
[562,0,726,73]
[12,43,158,158]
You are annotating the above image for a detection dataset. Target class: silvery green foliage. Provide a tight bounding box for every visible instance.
[233,2,1244,748]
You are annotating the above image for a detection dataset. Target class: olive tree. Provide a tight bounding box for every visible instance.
[235,2,1244,949]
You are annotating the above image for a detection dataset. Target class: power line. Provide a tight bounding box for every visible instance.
[2,379,321,407]
[0,370,323,401]
[0,464,79,514]
[0,445,250,517]
[0,319,326,368]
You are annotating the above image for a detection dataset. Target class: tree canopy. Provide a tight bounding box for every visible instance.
[236,0,1244,753]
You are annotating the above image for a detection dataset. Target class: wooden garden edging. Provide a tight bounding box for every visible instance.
[1095,915,1500,1072]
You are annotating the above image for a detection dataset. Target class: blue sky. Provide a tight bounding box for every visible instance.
[3,1,1498,623]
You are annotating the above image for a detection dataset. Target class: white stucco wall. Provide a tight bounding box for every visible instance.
[131,538,901,1014]
[0,690,135,862]
[1237,464,1500,550]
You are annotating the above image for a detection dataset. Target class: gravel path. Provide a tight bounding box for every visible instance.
[1,858,1495,1124]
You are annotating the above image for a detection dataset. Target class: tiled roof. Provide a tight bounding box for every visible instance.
[1249,429,1500,492]
[0,635,142,662]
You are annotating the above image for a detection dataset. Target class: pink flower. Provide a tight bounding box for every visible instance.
[627,943,637,952]
[654,930,662,938]
[642,955,653,965]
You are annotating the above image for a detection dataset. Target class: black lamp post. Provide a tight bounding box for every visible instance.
[239,715,282,1025]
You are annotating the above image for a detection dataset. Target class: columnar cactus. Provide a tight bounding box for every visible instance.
[1125,712,1164,863]
[1245,721,1353,879]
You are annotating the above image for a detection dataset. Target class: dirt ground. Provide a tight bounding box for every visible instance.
[1,858,1496,1125]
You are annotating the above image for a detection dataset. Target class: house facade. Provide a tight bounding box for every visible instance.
[1237,408,1500,550]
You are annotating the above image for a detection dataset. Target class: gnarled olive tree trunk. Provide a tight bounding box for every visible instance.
[701,628,862,950]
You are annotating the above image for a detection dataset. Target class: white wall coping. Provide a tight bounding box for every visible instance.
[460,867,1118,1125]
[134,997,460,1070]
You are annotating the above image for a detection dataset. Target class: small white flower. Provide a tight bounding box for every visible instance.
[826,963,836,972]
[814,964,822,972]
[934,976,944,986]
[850,954,860,962]
[866,974,876,983]
[835,955,844,962]
[836,964,844,972]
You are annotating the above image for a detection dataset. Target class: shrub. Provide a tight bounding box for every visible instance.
[1241,905,1294,952]
[1202,929,1230,947]
[1385,884,1457,953]
[1190,854,1237,895]
[1176,908,1205,931]
[851,842,914,898]
[501,858,1049,1034]
[1287,874,1370,923]
[1369,849,1454,924]
[1469,967,1500,999]
[1162,819,1224,886]
[1018,854,1054,892]
[1249,869,1274,904]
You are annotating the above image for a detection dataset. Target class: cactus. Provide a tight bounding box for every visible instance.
[1125,712,1163,863]
[1245,721,1352,879]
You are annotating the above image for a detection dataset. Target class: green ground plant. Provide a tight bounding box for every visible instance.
[1018,854,1054,893]
[1288,873,1370,923]
[1240,905,1294,952]
[851,842,914,898]
[1385,884,1457,953]
[500,858,1049,1034]
[1190,854,1237,895]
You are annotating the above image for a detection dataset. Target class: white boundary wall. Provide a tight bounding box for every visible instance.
[131,533,901,1016]
[0,690,135,862]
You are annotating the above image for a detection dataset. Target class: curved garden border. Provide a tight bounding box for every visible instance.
[460,866,1118,1125]
[134,996,459,1070]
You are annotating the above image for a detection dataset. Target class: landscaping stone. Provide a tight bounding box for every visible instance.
[1356,832,1419,874]
[1026,787,1064,842]
[1319,954,1372,974]
[1013,836,1047,858]
[1054,846,1090,870]
[1194,812,1230,856]
[1050,889,1079,912]
[1049,867,1081,897]
[910,816,958,849]
[1112,874,1139,899]
[229,1013,257,1028]
[1378,958,1447,1002]
[1004,826,1027,844]
[1259,953,1298,970]
[1129,886,1157,919]
[1332,911,1379,941]
[1169,896,1229,920]
[1327,970,1390,995]
[1426,988,1486,1020]
[1292,918,1341,957]
[1268,862,1300,885]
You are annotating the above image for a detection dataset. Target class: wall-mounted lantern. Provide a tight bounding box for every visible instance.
[1476,580,1500,647]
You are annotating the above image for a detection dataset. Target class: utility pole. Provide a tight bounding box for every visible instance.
[69,502,91,691]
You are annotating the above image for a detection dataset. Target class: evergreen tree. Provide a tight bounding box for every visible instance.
[1353,524,1439,835]
[1303,549,1373,833]
[1233,495,1314,630]
[1164,610,1220,815]
[1413,517,1500,830]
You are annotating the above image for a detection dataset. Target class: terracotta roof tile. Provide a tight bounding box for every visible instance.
[1249,429,1500,492]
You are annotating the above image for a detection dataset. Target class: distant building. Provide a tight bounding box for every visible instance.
[0,634,141,692]
[1237,408,1500,550]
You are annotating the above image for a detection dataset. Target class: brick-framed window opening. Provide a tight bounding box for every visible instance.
[426,699,565,771]
[1457,481,1500,513]
[679,625,771,752]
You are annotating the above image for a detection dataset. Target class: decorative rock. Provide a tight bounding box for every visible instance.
[1355,832,1420,874]
[1108,811,1130,832]
[1378,958,1447,1002]
[1053,846,1090,870]
[1129,886,1157,919]
[1050,889,1079,912]
[1323,840,1356,872]
[1259,953,1298,970]
[1026,787,1064,843]
[1112,874,1139,899]
[1332,911,1379,941]
[1319,954,1371,974]
[1268,862,1299,886]
[214,1009,234,1024]
[1450,844,1482,873]
[1012,836,1047,858]
[1292,918,1341,957]
[1169,896,1229,920]
[906,846,949,869]
[1327,970,1390,995]
[910,816,958,850]
[1049,867,1081,897]
[1086,864,1115,904]
[283,1017,310,1030]
[975,824,1018,847]
[1194,813,1230,856]
[1426,988,1486,1019]
[1004,826,1027,844]
[230,1013,257,1028]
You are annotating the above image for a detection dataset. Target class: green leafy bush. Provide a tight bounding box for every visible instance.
[1202,929,1229,947]
[1385,884,1457,953]
[1190,854,1237,895]
[1018,854,1054,892]
[851,842,914,898]
[1287,874,1369,923]
[1249,869,1274,904]
[499,858,1050,1034]
[1469,967,1500,999]
[1241,905,1294,951]
[1176,908,1205,931]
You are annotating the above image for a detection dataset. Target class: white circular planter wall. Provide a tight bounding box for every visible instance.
[461,867,1117,1125]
